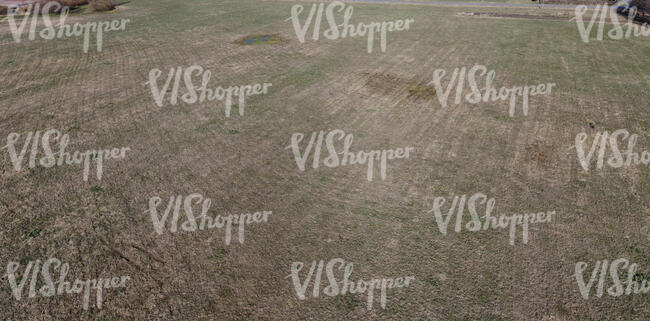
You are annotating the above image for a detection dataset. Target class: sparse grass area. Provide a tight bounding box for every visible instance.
[0,0,648,320]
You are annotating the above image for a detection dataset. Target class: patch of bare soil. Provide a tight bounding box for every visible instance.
[364,72,405,92]
[408,83,437,101]
[234,34,287,45]
[364,72,437,101]
[525,142,555,168]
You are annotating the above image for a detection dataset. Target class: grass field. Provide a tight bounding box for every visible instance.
[0,0,649,320]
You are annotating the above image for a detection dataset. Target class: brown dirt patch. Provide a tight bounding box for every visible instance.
[365,72,406,92]
[525,142,555,168]
[408,83,437,101]
[364,72,437,101]
[234,34,286,45]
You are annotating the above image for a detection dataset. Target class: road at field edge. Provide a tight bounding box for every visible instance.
[344,0,604,9]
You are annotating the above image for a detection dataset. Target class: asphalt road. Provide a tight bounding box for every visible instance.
[345,0,602,9]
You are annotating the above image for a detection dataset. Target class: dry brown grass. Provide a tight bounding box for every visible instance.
[0,0,648,320]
